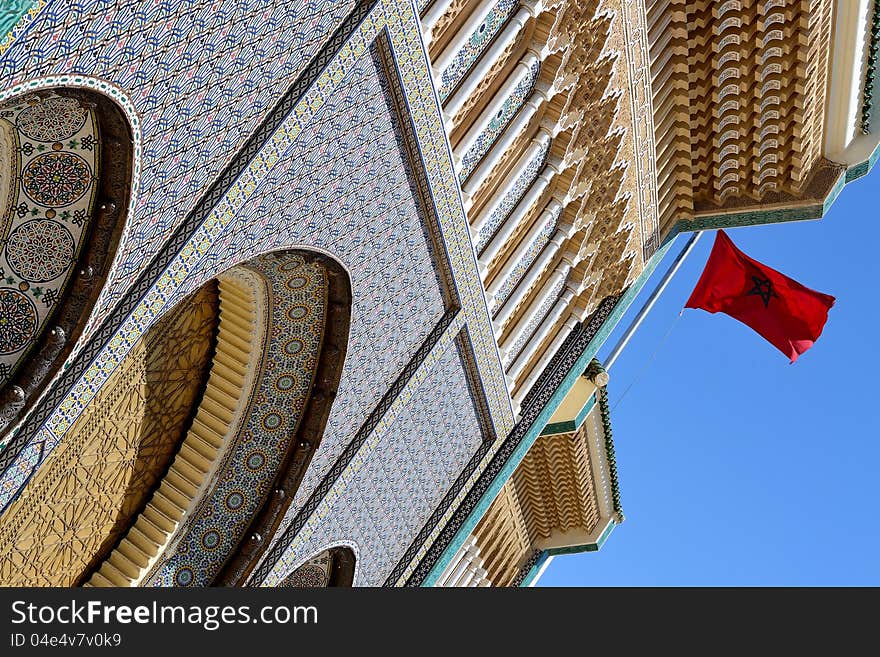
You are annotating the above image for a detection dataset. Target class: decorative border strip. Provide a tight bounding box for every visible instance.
[252,309,461,584]
[374,35,460,310]
[619,0,660,262]
[388,293,620,586]
[0,74,144,386]
[0,0,381,499]
[454,327,498,444]
[0,0,42,56]
[596,384,622,518]
[510,549,541,587]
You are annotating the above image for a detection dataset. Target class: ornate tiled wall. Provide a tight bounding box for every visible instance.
[169,42,450,525]
[147,253,327,587]
[281,550,333,587]
[0,0,519,586]
[438,0,518,100]
[0,0,356,339]
[502,274,564,367]
[490,206,558,311]
[261,335,484,586]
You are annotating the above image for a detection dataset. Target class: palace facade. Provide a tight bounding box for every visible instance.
[0,0,875,586]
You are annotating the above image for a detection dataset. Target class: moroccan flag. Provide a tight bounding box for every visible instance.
[685,230,835,362]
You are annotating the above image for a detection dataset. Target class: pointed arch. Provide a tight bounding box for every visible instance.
[279,545,357,588]
[0,248,350,587]
[0,282,218,586]
[213,250,351,586]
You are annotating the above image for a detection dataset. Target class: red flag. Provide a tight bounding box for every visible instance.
[685,230,835,362]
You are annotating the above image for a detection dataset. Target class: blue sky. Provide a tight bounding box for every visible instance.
[538,165,880,586]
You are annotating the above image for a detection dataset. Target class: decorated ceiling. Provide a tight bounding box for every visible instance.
[0,91,97,387]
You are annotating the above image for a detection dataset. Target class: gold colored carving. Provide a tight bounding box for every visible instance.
[0,285,218,587]
[547,0,600,52]
[430,0,474,56]
[647,0,833,232]
[473,424,601,585]
[86,276,259,586]
[473,483,531,586]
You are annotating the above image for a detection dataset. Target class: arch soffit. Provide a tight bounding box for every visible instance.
[277,540,361,588]
[0,78,138,442]
[141,250,350,587]
[213,249,352,586]
[0,281,219,587]
[0,75,142,330]
[0,248,350,587]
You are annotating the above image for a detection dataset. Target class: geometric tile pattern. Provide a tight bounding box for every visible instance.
[224,47,447,523]
[438,0,517,101]
[280,550,332,587]
[391,294,622,586]
[0,0,356,336]
[0,0,515,586]
[0,0,40,51]
[459,57,540,182]
[0,283,217,586]
[474,137,549,253]
[0,91,97,385]
[147,253,327,587]
[261,335,484,586]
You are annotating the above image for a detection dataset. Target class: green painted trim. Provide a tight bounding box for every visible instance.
[596,386,623,517]
[594,518,616,549]
[546,521,617,557]
[422,236,679,587]
[822,171,848,215]
[519,522,618,586]
[846,160,870,182]
[517,551,549,587]
[0,0,38,45]
[540,395,595,436]
[674,203,825,234]
[845,141,880,183]
[548,544,598,556]
[674,147,880,235]
[541,420,576,435]
[543,521,617,558]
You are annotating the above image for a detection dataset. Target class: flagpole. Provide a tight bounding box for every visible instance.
[603,230,704,371]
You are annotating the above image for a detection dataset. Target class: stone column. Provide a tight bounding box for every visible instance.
[461,80,557,194]
[489,213,575,329]
[444,2,543,119]
[499,259,573,361]
[477,155,561,268]
[469,130,551,221]
[507,280,579,381]
[432,0,503,74]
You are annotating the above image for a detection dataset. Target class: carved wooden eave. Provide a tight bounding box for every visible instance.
[646,0,836,237]
[446,378,619,586]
